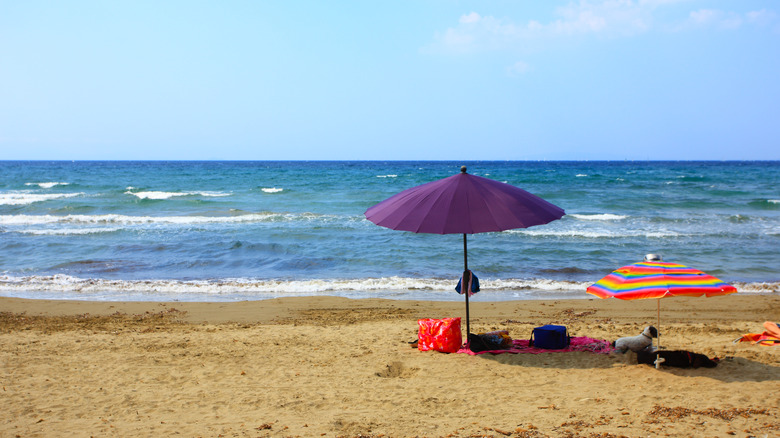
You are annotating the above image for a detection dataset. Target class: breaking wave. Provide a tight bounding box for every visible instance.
[509,229,683,239]
[25,182,70,189]
[1,275,773,302]
[569,213,628,221]
[0,212,338,227]
[18,228,121,236]
[125,190,231,200]
[0,192,84,205]
[0,275,592,300]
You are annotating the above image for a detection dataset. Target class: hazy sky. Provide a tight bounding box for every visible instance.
[2,1,778,160]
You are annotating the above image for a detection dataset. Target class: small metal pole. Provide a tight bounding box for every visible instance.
[463,233,470,336]
[460,165,469,340]
[657,299,662,349]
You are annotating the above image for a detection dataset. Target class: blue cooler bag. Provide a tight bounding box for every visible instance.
[529,325,570,350]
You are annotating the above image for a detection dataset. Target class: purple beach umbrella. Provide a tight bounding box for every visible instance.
[364,166,565,336]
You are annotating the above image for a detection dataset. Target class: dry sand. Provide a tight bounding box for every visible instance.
[1,294,778,437]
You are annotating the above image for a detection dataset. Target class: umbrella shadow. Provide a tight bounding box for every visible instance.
[471,351,780,382]
[471,350,623,369]
[655,356,780,383]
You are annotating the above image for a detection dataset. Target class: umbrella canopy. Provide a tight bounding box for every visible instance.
[365,167,565,234]
[365,166,565,336]
[587,258,737,348]
[586,260,737,300]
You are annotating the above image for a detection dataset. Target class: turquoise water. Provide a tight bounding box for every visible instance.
[1,161,778,301]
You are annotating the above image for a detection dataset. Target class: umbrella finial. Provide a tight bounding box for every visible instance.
[461,166,467,174]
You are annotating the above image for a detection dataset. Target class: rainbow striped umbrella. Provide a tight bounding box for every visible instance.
[587,261,737,300]
[587,260,737,347]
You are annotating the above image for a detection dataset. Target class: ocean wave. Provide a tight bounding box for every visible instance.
[376,175,397,178]
[569,213,628,221]
[728,214,751,223]
[731,282,780,293]
[0,192,84,205]
[125,190,231,200]
[19,227,121,235]
[0,212,339,227]
[1,275,774,300]
[261,187,284,193]
[747,199,780,210]
[0,275,591,295]
[508,229,682,238]
[675,175,706,181]
[25,182,70,189]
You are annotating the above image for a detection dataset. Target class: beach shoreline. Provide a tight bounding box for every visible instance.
[2,294,778,437]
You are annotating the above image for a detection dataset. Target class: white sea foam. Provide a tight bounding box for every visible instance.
[482,278,591,291]
[200,192,231,197]
[261,188,284,193]
[0,212,335,227]
[0,275,592,296]
[125,190,230,200]
[576,174,588,177]
[376,175,397,178]
[20,228,120,235]
[570,213,628,221]
[0,192,84,205]
[768,200,780,204]
[0,275,775,301]
[731,281,780,293]
[509,229,681,238]
[125,191,190,200]
[25,182,70,189]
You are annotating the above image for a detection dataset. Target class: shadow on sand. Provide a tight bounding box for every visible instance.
[469,350,780,382]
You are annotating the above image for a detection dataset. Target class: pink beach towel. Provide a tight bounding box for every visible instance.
[457,336,615,355]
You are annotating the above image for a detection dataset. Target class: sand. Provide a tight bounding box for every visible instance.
[1,294,778,437]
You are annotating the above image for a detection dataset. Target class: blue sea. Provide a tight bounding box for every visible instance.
[1,161,778,302]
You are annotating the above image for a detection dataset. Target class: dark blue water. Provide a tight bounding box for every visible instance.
[1,161,777,301]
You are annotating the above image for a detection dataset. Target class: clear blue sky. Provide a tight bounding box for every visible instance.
[2,1,778,160]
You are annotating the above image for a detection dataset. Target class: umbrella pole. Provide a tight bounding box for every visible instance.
[463,233,470,337]
[657,299,661,349]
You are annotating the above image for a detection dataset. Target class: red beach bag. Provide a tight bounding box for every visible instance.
[418,318,462,353]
